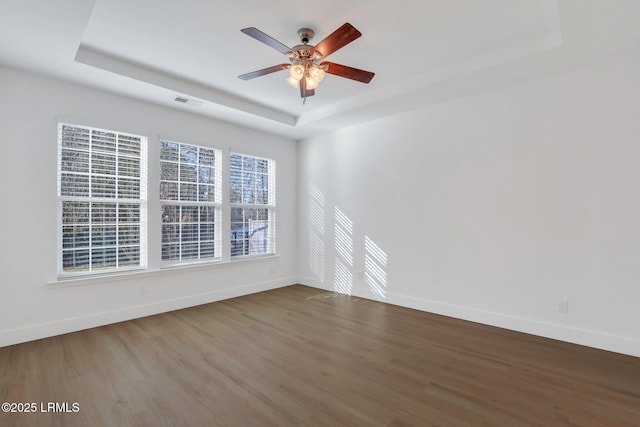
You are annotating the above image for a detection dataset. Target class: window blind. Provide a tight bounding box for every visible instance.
[160,140,221,264]
[57,123,147,276]
[229,153,276,257]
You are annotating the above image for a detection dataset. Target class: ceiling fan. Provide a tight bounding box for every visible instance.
[238,23,375,101]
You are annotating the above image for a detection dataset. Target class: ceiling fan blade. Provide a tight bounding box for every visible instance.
[241,27,292,55]
[238,64,290,80]
[323,62,375,83]
[300,78,315,98]
[310,23,361,59]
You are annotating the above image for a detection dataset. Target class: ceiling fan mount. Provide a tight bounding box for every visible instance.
[296,28,315,44]
[290,28,318,60]
[238,23,375,101]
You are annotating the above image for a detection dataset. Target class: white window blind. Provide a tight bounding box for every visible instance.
[57,123,147,276]
[160,140,221,264]
[229,153,275,257]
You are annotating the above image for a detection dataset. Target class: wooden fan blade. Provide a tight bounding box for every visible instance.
[300,78,315,98]
[241,27,292,55]
[310,23,361,59]
[238,64,290,80]
[323,62,375,83]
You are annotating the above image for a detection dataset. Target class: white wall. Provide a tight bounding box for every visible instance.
[4,51,640,357]
[0,67,297,347]
[297,52,640,357]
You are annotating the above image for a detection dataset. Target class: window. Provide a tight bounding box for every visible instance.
[57,123,147,276]
[160,141,221,264]
[230,153,276,257]
[57,124,274,278]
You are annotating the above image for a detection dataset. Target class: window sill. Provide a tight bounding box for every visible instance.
[48,254,280,288]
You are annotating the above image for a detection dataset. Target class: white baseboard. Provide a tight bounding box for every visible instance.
[0,277,295,348]
[298,276,640,358]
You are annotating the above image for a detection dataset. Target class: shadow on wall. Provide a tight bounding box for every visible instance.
[308,184,388,299]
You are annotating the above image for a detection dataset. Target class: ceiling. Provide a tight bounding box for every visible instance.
[1,0,640,139]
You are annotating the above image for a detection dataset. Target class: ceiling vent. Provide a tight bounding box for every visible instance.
[173,96,203,107]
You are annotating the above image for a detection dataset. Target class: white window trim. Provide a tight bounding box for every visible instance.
[229,152,276,259]
[56,122,148,279]
[53,123,282,285]
[47,253,280,288]
[159,140,223,266]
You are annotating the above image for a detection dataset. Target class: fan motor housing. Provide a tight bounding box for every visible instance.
[291,44,312,57]
[290,28,320,63]
[291,27,325,64]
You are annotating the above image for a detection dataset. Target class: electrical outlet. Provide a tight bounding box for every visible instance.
[558,300,569,314]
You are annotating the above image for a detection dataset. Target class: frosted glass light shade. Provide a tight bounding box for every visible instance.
[286,76,300,88]
[309,66,325,82]
[305,77,319,90]
[289,64,304,81]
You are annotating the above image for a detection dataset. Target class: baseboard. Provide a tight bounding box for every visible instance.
[0,277,296,348]
[298,276,640,358]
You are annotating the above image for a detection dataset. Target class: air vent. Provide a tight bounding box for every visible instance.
[173,96,203,107]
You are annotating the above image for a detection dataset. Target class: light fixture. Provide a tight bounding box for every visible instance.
[286,63,328,97]
[283,28,332,102]
[308,65,325,83]
[239,24,375,103]
[289,64,304,81]
[305,75,319,90]
[286,76,300,88]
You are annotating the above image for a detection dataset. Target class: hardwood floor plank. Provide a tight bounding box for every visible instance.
[1,285,639,426]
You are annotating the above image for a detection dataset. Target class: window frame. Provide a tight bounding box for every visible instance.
[229,152,276,259]
[54,121,281,285]
[159,139,222,267]
[56,122,148,278]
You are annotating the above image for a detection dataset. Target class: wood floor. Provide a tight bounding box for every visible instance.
[1,285,639,426]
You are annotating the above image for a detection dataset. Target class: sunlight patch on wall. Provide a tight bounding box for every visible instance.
[309,186,325,234]
[334,207,354,294]
[365,236,387,299]
[308,185,325,281]
[309,232,325,282]
[334,257,354,294]
[334,207,353,266]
